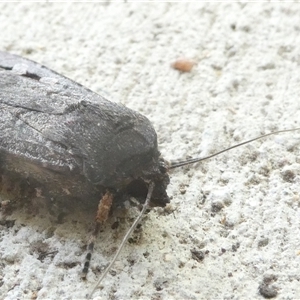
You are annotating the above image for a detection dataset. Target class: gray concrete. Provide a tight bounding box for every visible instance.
[0,3,300,300]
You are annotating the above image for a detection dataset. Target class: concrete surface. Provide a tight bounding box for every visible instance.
[0,2,300,300]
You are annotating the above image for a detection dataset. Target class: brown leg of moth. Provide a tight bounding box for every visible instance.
[81,191,113,279]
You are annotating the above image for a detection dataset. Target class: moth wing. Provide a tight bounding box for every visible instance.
[0,52,158,187]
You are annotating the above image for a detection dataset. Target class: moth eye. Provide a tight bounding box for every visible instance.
[158,159,169,174]
[159,165,167,174]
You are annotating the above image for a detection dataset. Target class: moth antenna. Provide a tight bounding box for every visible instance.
[88,181,155,299]
[170,128,300,169]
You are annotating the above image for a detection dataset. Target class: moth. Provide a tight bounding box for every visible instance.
[0,51,298,298]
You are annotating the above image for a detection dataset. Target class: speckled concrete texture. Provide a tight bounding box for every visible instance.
[0,3,300,300]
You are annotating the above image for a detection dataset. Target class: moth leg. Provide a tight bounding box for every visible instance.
[81,190,113,279]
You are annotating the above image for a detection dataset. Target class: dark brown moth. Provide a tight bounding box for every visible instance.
[0,51,299,298]
[0,51,170,278]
